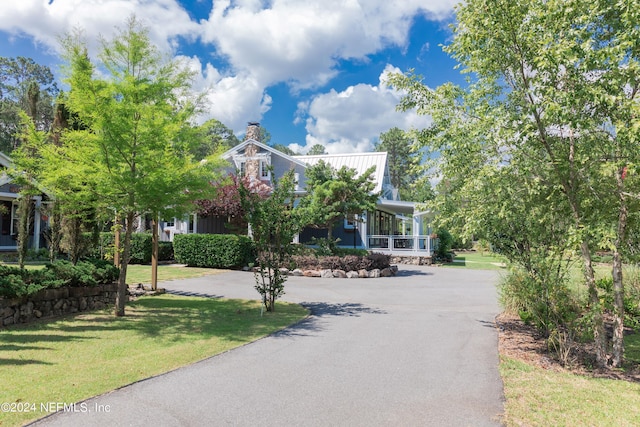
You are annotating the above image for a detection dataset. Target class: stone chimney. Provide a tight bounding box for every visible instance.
[244,122,260,180]
[245,122,261,142]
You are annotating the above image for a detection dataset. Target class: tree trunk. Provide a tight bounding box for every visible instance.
[113,214,121,268]
[611,171,628,367]
[151,215,159,291]
[115,211,135,317]
[580,240,606,367]
[17,195,33,270]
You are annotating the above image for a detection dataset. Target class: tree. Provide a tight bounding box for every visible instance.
[299,160,378,241]
[59,16,221,316]
[192,118,239,160]
[389,0,640,367]
[375,127,420,200]
[239,170,305,312]
[307,144,327,155]
[272,143,298,156]
[0,57,58,153]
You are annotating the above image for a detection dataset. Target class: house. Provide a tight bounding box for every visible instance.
[0,152,49,251]
[162,123,434,256]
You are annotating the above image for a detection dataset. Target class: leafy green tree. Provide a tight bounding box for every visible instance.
[272,143,298,156]
[239,170,305,312]
[389,0,640,367]
[58,16,221,316]
[0,57,58,153]
[192,118,239,160]
[307,144,327,155]
[375,127,420,200]
[300,160,378,241]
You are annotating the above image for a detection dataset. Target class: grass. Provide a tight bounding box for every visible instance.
[444,251,507,270]
[500,354,640,426]
[0,295,308,426]
[124,264,226,285]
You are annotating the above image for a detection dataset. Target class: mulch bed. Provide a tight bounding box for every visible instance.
[496,312,640,383]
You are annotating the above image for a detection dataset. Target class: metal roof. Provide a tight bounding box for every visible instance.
[294,152,388,194]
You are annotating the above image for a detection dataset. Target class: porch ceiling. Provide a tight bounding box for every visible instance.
[376,199,415,216]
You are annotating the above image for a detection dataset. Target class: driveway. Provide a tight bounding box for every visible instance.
[32,265,504,426]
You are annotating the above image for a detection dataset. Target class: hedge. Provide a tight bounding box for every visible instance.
[0,259,120,299]
[173,234,254,268]
[87,232,174,264]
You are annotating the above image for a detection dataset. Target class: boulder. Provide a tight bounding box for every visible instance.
[291,269,304,276]
[358,269,369,278]
[369,269,381,278]
[380,268,393,277]
[346,271,360,279]
[303,270,321,277]
[320,269,334,278]
[333,270,347,278]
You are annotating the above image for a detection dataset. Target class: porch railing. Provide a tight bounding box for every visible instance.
[367,235,433,255]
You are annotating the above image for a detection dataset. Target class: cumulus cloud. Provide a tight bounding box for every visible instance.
[0,0,452,144]
[0,0,199,56]
[293,64,432,154]
[202,0,456,90]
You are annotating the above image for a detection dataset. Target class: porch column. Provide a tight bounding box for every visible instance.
[361,211,368,249]
[33,196,42,251]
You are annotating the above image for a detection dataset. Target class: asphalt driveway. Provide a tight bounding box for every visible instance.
[32,265,504,426]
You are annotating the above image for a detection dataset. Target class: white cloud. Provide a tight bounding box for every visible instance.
[202,0,456,90]
[0,0,199,56]
[294,64,432,154]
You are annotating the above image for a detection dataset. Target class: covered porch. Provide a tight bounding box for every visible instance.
[362,200,435,256]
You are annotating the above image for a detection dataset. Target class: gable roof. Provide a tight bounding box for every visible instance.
[294,152,388,194]
[221,139,308,168]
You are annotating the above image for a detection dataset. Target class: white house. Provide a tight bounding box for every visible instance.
[0,152,48,251]
[163,123,434,256]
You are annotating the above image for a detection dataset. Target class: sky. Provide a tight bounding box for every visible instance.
[0,0,465,154]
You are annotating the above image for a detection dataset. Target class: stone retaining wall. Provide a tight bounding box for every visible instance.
[0,283,118,327]
[389,255,433,266]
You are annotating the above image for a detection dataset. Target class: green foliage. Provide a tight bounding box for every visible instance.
[299,160,378,241]
[0,259,119,298]
[291,252,390,271]
[172,234,254,268]
[0,56,58,153]
[500,261,580,338]
[307,143,327,155]
[375,127,423,200]
[597,277,640,331]
[434,227,453,261]
[86,232,159,264]
[240,170,305,312]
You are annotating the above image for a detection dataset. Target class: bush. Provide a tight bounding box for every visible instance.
[290,252,390,271]
[87,232,167,264]
[0,259,120,299]
[434,227,454,261]
[173,234,254,268]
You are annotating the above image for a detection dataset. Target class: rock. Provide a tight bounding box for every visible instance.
[241,266,251,271]
[390,265,399,275]
[346,271,360,279]
[79,297,88,311]
[279,267,290,276]
[380,268,392,277]
[33,309,42,318]
[3,316,14,326]
[358,269,369,278]
[320,269,334,278]
[303,270,321,277]
[291,269,304,276]
[333,270,347,278]
[369,269,381,278]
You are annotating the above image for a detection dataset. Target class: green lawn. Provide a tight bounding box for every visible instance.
[124,264,226,285]
[0,295,308,426]
[444,251,507,270]
[501,354,640,426]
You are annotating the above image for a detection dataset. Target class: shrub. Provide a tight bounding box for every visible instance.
[173,234,254,268]
[158,241,174,261]
[290,252,390,271]
[0,259,120,299]
[434,227,454,261]
[86,232,154,264]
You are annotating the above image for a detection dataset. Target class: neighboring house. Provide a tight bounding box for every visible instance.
[162,123,434,256]
[0,152,49,251]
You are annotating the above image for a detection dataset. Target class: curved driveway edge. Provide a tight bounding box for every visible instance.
[32,265,504,426]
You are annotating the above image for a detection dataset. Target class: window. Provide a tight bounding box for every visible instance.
[163,218,175,228]
[344,214,357,229]
[260,160,270,180]
[10,202,18,235]
[239,162,246,177]
[294,172,300,190]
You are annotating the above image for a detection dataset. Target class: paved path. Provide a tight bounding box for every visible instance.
[33,266,504,426]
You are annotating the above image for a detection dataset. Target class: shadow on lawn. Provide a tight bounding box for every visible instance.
[273,302,387,338]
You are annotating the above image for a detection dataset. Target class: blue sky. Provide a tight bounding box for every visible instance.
[0,0,464,154]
